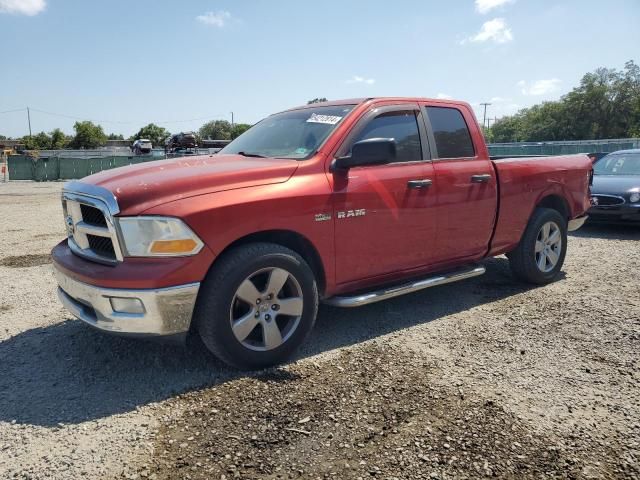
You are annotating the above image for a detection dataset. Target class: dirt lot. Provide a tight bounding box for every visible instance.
[0,181,638,479]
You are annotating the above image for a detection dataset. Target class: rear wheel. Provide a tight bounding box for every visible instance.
[507,208,567,284]
[194,243,318,369]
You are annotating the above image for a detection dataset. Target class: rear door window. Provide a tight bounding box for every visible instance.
[426,107,475,159]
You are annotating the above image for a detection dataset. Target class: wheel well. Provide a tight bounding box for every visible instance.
[217,230,327,295]
[537,195,570,220]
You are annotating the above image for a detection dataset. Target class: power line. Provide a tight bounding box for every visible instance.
[29,107,133,124]
[0,108,27,114]
[15,107,232,126]
[154,115,230,124]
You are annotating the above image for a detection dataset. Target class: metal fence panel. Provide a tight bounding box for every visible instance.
[59,157,82,179]
[7,155,33,180]
[33,157,60,181]
[488,138,640,157]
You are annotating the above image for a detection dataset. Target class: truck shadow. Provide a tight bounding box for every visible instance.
[0,257,535,427]
[570,223,640,241]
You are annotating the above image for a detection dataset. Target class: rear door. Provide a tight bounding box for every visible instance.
[420,104,498,263]
[331,104,438,284]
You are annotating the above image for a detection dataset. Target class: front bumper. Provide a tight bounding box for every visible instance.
[55,265,200,337]
[587,205,640,223]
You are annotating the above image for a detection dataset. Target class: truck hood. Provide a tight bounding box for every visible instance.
[82,154,299,215]
[591,174,640,195]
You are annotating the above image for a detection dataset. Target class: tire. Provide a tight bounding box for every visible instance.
[194,243,319,369]
[507,207,568,285]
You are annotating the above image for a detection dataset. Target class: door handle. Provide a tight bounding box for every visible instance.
[470,174,492,183]
[407,179,433,189]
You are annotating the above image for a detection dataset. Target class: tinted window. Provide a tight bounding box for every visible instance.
[427,107,475,159]
[351,111,422,163]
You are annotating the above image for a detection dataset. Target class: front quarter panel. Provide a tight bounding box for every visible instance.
[141,161,336,294]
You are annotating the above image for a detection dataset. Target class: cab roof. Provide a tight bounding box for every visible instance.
[285,97,469,112]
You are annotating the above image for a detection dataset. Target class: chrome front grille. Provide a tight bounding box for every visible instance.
[61,182,123,265]
[80,204,108,228]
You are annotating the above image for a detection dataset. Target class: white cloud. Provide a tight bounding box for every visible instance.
[475,0,515,14]
[490,96,508,103]
[196,11,231,27]
[436,93,453,100]
[462,18,513,44]
[346,75,375,85]
[0,0,45,15]
[518,78,561,96]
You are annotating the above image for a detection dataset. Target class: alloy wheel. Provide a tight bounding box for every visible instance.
[535,221,562,273]
[229,267,304,351]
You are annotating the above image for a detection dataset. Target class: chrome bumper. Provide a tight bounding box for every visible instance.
[568,215,588,232]
[55,266,200,336]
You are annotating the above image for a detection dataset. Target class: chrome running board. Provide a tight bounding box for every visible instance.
[323,264,486,308]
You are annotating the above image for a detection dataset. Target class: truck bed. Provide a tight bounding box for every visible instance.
[489,154,592,256]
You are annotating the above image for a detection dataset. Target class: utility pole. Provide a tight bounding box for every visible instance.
[27,106,32,137]
[480,103,491,129]
[230,112,234,128]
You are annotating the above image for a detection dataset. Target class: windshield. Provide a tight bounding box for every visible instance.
[594,153,640,175]
[220,105,356,160]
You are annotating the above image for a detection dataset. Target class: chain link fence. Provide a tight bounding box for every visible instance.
[6,148,220,181]
[487,138,640,157]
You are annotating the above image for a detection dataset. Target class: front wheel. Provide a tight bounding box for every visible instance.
[507,208,568,285]
[194,243,319,369]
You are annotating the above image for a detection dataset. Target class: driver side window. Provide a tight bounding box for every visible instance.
[351,111,422,163]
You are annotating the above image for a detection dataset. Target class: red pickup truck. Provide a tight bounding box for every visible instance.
[52,98,592,369]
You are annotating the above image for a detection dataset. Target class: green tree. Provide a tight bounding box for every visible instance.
[107,133,124,140]
[70,121,107,149]
[50,128,70,149]
[230,123,252,139]
[307,98,328,104]
[23,131,51,150]
[132,123,169,146]
[491,60,640,142]
[199,120,232,140]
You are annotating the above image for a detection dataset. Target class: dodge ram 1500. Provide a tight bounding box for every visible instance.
[52,98,592,368]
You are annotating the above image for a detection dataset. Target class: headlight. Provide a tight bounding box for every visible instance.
[629,192,640,203]
[117,217,204,257]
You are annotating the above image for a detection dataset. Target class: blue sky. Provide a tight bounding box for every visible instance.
[1,0,639,138]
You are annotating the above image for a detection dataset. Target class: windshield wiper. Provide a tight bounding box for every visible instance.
[237,151,266,158]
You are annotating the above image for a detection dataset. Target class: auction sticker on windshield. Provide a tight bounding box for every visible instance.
[306,113,342,125]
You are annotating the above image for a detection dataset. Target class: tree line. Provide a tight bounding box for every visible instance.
[489,61,640,143]
[1,119,252,150]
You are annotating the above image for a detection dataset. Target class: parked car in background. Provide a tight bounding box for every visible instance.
[165,132,197,153]
[589,149,640,223]
[52,97,592,369]
[131,139,152,155]
[587,152,608,164]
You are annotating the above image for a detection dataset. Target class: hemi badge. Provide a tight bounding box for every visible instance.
[315,213,331,222]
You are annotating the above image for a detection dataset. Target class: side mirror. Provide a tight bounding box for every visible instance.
[334,138,396,170]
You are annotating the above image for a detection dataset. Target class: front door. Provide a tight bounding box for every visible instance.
[331,106,438,285]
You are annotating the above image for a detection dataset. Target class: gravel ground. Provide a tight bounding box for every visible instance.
[0,181,638,479]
